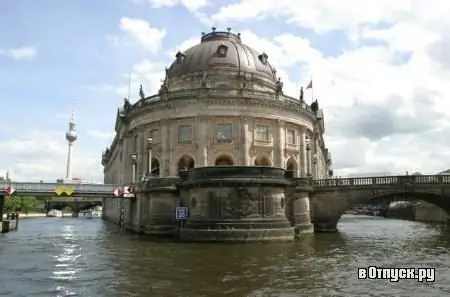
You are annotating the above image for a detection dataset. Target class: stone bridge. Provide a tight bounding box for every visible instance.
[45,199,102,215]
[309,175,450,232]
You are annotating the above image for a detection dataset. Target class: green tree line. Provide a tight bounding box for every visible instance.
[4,196,45,214]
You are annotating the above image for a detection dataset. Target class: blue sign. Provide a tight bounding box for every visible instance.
[175,206,188,220]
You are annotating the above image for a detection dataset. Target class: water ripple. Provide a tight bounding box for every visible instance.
[0,216,450,296]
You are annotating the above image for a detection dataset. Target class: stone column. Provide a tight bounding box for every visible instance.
[146,137,153,175]
[160,123,168,176]
[196,117,208,166]
[291,191,313,237]
[241,118,249,165]
[312,135,317,179]
[300,129,306,177]
[119,135,128,183]
[131,154,137,184]
[306,131,312,177]
[276,120,284,167]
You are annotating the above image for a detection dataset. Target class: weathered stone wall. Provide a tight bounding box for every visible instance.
[180,182,294,242]
[102,198,121,225]
[139,190,180,235]
[415,202,449,223]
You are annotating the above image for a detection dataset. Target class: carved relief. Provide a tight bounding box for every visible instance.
[223,187,259,219]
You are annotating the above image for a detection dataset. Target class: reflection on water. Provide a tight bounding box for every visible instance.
[0,215,449,297]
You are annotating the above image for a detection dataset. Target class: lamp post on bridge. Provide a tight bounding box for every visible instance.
[131,154,137,184]
[147,137,153,177]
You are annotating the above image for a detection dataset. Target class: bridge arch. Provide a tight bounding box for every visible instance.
[310,188,450,232]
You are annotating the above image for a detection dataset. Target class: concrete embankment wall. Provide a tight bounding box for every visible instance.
[2,213,46,220]
[414,202,448,223]
[386,202,448,224]
[386,205,415,221]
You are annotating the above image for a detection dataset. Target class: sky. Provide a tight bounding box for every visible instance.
[1,0,450,182]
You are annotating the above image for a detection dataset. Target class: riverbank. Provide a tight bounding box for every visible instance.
[2,213,46,220]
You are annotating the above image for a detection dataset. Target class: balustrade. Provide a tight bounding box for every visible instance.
[313,175,450,188]
[0,181,119,195]
[0,175,449,195]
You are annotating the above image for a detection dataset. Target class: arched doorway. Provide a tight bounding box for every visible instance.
[151,158,160,176]
[177,155,195,174]
[285,158,297,178]
[215,155,234,165]
[254,155,271,166]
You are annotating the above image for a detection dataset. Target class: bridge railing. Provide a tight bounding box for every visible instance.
[313,175,450,188]
[0,182,119,194]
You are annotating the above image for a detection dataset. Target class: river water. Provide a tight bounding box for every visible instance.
[0,215,449,297]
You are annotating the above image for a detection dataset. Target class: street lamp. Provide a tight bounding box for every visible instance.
[146,137,153,176]
[131,153,137,183]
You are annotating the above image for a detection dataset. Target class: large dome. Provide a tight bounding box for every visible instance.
[167,28,277,81]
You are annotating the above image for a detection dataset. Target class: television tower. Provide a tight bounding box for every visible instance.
[65,111,77,180]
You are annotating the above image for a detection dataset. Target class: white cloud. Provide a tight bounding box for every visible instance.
[110,17,166,52]
[167,1,450,175]
[87,130,115,142]
[6,3,450,183]
[116,59,166,100]
[0,46,37,60]
[0,130,103,182]
[147,0,208,12]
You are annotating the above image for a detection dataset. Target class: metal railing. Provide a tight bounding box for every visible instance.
[0,181,119,195]
[312,175,450,188]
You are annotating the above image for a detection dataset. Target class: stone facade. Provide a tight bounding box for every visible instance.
[101,29,333,242]
[103,166,314,242]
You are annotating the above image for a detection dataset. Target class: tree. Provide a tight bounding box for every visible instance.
[4,196,38,214]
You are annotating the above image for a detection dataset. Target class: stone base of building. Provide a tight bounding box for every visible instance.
[180,227,295,242]
[313,221,338,233]
[294,223,313,238]
[140,225,176,237]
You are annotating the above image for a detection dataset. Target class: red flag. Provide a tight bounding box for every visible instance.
[306,80,313,89]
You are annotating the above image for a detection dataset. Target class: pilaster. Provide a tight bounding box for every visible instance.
[299,128,306,177]
[275,120,284,167]
[240,117,249,165]
[160,120,169,176]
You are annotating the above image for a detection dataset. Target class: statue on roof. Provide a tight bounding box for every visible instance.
[311,99,319,113]
[299,86,304,102]
[139,84,145,100]
[275,77,283,97]
[123,97,131,112]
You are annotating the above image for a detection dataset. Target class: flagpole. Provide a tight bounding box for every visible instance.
[310,75,314,103]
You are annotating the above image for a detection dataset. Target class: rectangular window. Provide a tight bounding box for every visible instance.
[255,125,269,141]
[178,125,193,142]
[150,129,159,143]
[287,129,295,144]
[216,123,232,143]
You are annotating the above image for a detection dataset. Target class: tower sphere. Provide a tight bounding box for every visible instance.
[66,130,77,142]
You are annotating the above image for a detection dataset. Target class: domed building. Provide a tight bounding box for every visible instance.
[101,28,333,241]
